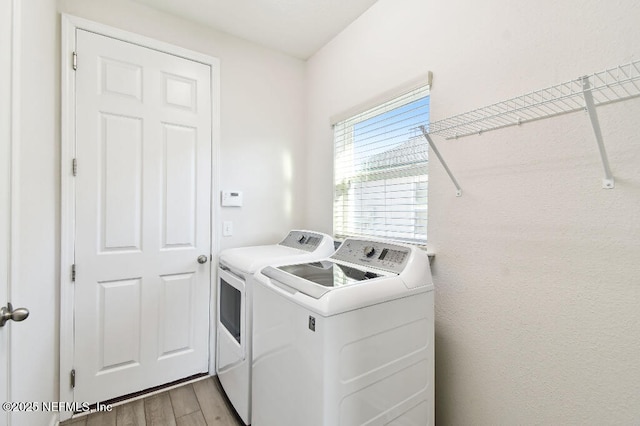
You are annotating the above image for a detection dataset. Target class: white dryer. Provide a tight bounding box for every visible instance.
[252,238,434,426]
[216,230,334,425]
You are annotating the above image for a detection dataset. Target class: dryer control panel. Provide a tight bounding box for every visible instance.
[331,239,411,274]
[280,231,325,252]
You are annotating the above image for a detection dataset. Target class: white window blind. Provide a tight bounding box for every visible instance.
[333,85,430,244]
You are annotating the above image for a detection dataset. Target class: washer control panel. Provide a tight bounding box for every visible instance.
[280,231,325,252]
[331,239,411,274]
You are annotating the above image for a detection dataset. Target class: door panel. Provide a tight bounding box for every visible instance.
[158,272,195,357]
[100,57,143,99]
[163,124,197,248]
[100,113,143,252]
[74,29,211,403]
[98,278,142,371]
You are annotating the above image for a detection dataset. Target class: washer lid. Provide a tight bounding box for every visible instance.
[279,261,382,287]
[262,261,393,299]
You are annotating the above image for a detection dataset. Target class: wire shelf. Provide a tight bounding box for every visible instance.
[429,60,640,140]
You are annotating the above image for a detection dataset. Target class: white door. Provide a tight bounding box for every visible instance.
[1,0,12,423]
[73,29,212,403]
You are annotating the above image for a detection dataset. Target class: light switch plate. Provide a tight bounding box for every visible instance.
[223,221,233,236]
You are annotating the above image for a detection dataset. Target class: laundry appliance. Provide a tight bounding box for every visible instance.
[252,238,434,426]
[216,230,334,425]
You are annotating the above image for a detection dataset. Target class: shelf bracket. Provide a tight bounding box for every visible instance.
[420,126,462,197]
[581,76,615,189]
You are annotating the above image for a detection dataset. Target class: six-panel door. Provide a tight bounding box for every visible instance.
[73,29,212,403]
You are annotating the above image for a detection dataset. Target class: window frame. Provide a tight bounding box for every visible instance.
[331,77,431,246]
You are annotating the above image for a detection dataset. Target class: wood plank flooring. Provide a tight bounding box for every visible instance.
[61,377,243,426]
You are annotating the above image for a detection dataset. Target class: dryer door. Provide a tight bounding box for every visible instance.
[217,267,246,372]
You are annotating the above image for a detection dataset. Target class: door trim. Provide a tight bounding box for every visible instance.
[59,14,221,421]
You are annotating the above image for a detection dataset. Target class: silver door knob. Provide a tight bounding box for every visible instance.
[0,303,30,327]
[197,255,208,264]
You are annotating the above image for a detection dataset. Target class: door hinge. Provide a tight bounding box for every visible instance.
[70,369,76,388]
[71,264,76,282]
[72,158,77,176]
[72,52,77,71]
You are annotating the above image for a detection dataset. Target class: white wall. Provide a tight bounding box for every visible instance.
[305,0,640,424]
[13,0,307,424]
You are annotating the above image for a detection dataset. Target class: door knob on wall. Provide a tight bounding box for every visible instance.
[0,302,30,327]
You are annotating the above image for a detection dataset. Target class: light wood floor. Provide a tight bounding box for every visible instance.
[61,377,243,426]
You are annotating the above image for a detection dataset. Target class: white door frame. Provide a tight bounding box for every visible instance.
[1,1,20,425]
[60,14,220,421]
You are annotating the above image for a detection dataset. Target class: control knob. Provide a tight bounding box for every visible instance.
[298,235,307,244]
[363,246,376,258]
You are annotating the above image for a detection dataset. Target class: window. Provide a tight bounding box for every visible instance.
[333,84,430,245]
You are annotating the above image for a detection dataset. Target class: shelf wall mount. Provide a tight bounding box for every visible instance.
[581,76,615,189]
[420,125,462,197]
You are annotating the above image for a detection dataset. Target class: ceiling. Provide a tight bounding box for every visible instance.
[134,0,379,59]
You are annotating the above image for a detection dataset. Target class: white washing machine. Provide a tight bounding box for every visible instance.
[216,230,334,425]
[252,238,434,426]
